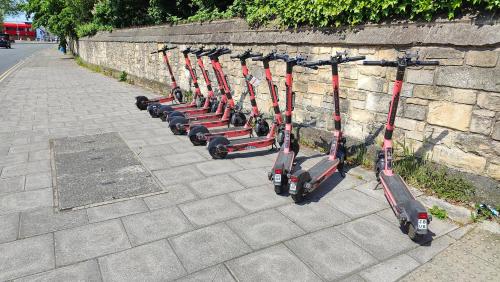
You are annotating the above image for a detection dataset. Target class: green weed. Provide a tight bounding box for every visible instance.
[119,71,128,82]
[429,205,448,220]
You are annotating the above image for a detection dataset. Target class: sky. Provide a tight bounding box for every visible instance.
[4,13,29,23]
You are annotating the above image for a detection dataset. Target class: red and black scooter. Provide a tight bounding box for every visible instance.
[188,49,270,146]
[267,54,302,194]
[151,47,205,118]
[288,52,365,202]
[363,52,437,241]
[135,45,183,111]
[169,48,246,135]
[206,51,289,159]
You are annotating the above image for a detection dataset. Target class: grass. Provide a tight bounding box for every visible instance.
[119,71,128,82]
[429,205,448,220]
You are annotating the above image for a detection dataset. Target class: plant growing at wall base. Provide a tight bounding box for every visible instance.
[429,205,448,220]
[119,71,127,82]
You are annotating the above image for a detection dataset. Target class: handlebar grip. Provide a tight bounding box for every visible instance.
[230,54,239,59]
[363,61,384,65]
[416,61,439,66]
[250,52,263,57]
[252,56,264,61]
[346,55,366,62]
[150,51,158,54]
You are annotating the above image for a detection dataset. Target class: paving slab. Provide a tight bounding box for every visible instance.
[353,180,386,202]
[176,264,234,282]
[337,215,416,260]
[24,172,52,191]
[0,176,25,195]
[0,212,19,244]
[20,207,88,238]
[28,149,51,162]
[347,166,377,182]
[324,189,387,219]
[143,185,198,210]
[0,153,28,167]
[133,144,176,158]
[418,195,472,224]
[450,224,499,264]
[196,159,243,176]
[169,223,251,273]
[153,165,204,186]
[0,188,53,215]
[86,198,148,222]
[166,151,207,167]
[231,155,275,169]
[189,174,245,198]
[0,234,55,281]
[359,254,420,282]
[231,167,271,188]
[1,160,51,178]
[226,244,322,282]
[408,235,456,263]
[179,195,246,227]
[285,227,377,281]
[227,209,305,249]
[13,260,102,282]
[122,206,193,246]
[278,201,350,232]
[54,219,131,266]
[98,239,186,282]
[138,155,171,171]
[229,185,290,212]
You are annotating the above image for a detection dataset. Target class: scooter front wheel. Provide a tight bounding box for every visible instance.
[188,125,209,146]
[135,96,149,110]
[208,137,229,159]
[169,116,188,135]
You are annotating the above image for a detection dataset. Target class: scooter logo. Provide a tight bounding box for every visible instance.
[245,146,256,150]
[386,148,393,170]
[284,131,290,148]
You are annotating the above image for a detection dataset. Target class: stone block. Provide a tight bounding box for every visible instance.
[486,162,500,180]
[388,81,414,97]
[342,78,358,89]
[13,260,101,282]
[153,165,204,186]
[189,174,244,198]
[86,199,148,222]
[54,220,131,266]
[166,151,207,167]
[143,184,197,210]
[176,264,234,282]
[0,234,55,281]
[226,245,322,282]
[229,185,290,212]
[285,227,376,281]
[396,117,425,131]
[20,207,88,238]
[408,235,456,263]
[469,112,494,134]
[0,176,25,195]
[231,167,272,188]
[337,215,416,260]
[179,195,246,227]
[169,223,251,273]
[404,104,426,121]
[0,188,53,215]
[477,91,500,111]
[424,47,464,59]
[493,121,500,141]
[196,159,243,176]
[324,189,386,218]
[308,83,328,95]
[227,209,304,249]
[365,92,391,113]
[25,172,52,191]
[432,145,487,173]
[350,108,374,123]
[358,65,386,77]
[454,133,496,158]
[359,254,420,282]
[122,206,193,246]
[98,240,186,282]
[278,201,349,232]
[435,66,500,92]
[406,69,434,85]
[465,51,498,67]
[438,87,478,104]
[0,213,19,244]
[406,97,428,105]
[427,101,472,131]
[357,75,385,93]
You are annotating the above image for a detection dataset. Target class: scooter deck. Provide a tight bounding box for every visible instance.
[380,172,414,206]
[208,126,247,134]
[187,112,221,120]
[229,136,269,145]
[273,149,295,171]
[308,158,340,183]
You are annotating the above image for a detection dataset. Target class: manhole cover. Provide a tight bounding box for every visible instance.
[51,133,162,210]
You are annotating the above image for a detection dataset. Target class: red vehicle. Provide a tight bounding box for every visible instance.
[2,22,36,41]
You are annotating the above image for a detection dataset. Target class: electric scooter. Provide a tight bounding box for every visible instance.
[267,54,303,194]
[206,51,289,159]
[169,47,246,135]
[159,47,219,122]
[288,52,365,202]
[363,52,437,241]
[150,46,205,118]
[135,45,183,111]
[188,49,270,146]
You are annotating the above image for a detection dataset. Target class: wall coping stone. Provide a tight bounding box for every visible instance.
[81,18,500,47]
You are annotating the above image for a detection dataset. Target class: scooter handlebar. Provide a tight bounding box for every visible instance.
[344,55,366,62]
[363,59,439,67]
[363,60,399,67]
[415,60,439,66]
[150,45,177,54]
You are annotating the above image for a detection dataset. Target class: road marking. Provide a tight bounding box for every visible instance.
[0,53,36,83]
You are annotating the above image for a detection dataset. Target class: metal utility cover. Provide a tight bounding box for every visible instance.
[52,133,162,210]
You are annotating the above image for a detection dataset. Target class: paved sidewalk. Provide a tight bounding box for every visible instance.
[0,48,496,281]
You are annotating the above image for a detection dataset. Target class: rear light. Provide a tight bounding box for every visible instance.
[274,169,282,175]
[418,212,428,219]
[290,175,299,182]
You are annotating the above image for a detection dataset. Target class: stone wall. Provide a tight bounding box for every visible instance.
[72,19,500,181]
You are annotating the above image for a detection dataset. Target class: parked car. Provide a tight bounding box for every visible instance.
[0,34,12,48]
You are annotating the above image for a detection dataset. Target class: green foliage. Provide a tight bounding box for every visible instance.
[429,205,448,219]
[1,0,22,21]
[471,204,498,222]
[76,22,112,37]
[119,70,127,81]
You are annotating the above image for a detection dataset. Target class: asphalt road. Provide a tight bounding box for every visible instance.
[0,42,54,76]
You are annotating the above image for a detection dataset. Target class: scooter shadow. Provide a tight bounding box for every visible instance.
[289,173,345,205]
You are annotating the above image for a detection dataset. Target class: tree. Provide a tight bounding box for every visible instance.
[1,0,22,23]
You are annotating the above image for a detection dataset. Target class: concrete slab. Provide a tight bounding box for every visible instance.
[418,195,472,224]
[122,206,193,246]
[169,223,251,273]
[353,180,386,202]
[359,254,420,282]
[229,185,290,213]
[0,188,53,215]
[228,209,305,249]
[176,264,234,282]
[347,166,377,182]
[25,172,52,191]
[54,219,131,266]
[1,160,51,178]
[138,155,171,171]
[179,195,246,227]
[408,235,456,263]
[231,155,275,169]
[226,244,322,282]
[324,189,387,219]
[153,165,204,186]
[13,260,101,282]
[166,151,207,167]
[231,167,271,188]
[143,184,198,210]
[196,159,243,176]
[285,227,377,281]
[20,207,88,238]
[0,234,55,281]
[98,240,186,282]
[86,199,148,222]
[451,226,500,265]
[28,149,51,162]
[337,215,416,260]
[0,176,25,195]
[0,213,19,244]
[189,174,245,198]
[278,201,350,232]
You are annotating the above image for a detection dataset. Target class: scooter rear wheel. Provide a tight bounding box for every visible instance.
[169,116,188,135]
[188,125,209,146]
[407,224,421,241]
[208,137,229,159]
[135,96,149,110]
